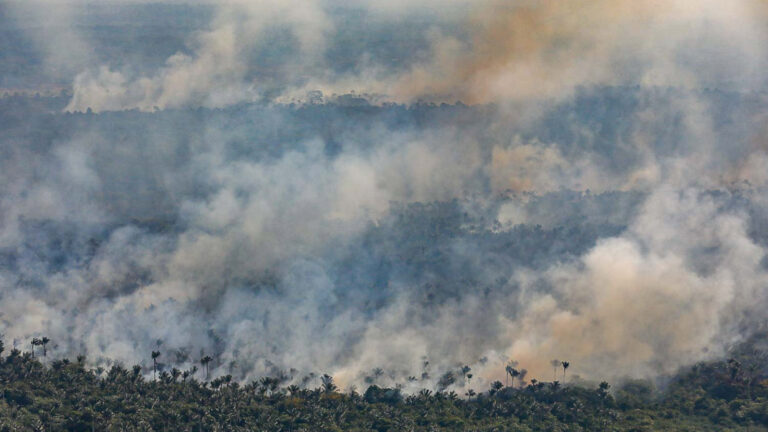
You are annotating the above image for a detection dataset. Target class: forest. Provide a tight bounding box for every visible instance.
[3,83,768,430]
[1,334,768,431]
[5,0,768,430]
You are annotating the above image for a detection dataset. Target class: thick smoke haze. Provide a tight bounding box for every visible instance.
[1,0,768,392]
[43,0,768,110]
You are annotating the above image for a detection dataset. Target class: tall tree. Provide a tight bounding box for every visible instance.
[151,351,161,381]
[201,355,212,380]
[31,338,41,358]
[40,337,50,358]
[507,367,521,388]
[465,389,476,400]
[505,360,519,387]
[561,361,570,381]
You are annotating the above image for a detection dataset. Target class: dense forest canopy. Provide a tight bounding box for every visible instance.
[2,0,768,429]
[1,339,768,430]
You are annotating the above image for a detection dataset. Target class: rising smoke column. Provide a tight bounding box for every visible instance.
[1,0,768,391]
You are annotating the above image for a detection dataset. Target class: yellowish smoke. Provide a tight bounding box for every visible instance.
[392,0,768,104]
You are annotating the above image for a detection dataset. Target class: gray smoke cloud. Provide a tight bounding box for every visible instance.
[1,0,768,392]
[57,0,768,110]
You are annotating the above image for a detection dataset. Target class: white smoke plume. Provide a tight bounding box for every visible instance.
[1,0,768,392]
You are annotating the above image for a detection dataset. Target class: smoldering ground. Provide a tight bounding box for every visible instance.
[1,0,768,393]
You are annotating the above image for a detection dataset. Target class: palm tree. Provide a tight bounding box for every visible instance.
[561,361,570,381]
[200,355,213,380]
[40,337,50,357]
[505,365,520,388]
[151,351,161,381]
[512,369,521,387]
[321,374,337,393]
[465,389,476,400]
[171,368,181,382]
[31,338,41,358]
[505,360,519,387]
[260,377,280,395]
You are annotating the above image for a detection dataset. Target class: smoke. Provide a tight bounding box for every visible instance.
[51,0,768,111]
[389,0,768,103]
[2,0,96,83]
[504,187,768,380]
[1,0,768,392]
[61,0,331,111]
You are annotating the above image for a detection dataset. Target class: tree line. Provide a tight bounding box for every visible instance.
[0,336,767,430]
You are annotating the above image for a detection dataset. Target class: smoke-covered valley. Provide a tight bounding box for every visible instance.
[1,0,768,394]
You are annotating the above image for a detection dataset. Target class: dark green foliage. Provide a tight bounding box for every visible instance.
[0,349,766,431]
